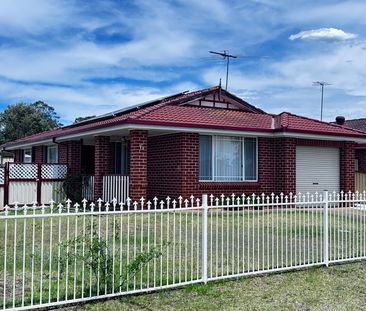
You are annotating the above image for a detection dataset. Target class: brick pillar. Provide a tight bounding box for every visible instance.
[341,141,355,192]
[94,136,111,200]
[258,137,276,194]
[275,138,296,194]
[129,130,148,201]
[67,141,82,176]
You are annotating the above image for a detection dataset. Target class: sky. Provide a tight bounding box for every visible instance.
[0,0,365,124]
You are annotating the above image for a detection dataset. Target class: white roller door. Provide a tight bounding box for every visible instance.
[296,146,340,194]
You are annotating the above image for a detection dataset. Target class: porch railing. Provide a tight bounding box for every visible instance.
[103,175,129,203]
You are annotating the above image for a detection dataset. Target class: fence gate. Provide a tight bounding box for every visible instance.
[2,163,68,206]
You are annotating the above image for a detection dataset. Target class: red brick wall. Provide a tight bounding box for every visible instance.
[94,136,110,200]
[356,149,366,173]
[14,149,22,162]
[58,143,68,164]
[130,130,148,201]
[32,146,44,163]
[67,141,82,177]
[147,134,356,199]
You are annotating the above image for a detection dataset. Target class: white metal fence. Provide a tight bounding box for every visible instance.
[1,191,366,310]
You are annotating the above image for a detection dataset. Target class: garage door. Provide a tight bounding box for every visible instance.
[296,146,340,194]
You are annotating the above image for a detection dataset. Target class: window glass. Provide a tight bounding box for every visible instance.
[244,138,257,180]
[198,135,257,182]
[199,136,212,180]
[215,136,242,181]
[114,141,129,174]
[47,145,58,163]
[23,149,32,163]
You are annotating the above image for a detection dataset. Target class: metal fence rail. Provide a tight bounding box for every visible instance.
[1,191,366,310]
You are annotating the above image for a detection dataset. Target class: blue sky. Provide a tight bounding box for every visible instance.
[0,0,365,124]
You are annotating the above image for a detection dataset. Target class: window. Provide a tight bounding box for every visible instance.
[46,145,58,163]
[199,135,257,182]
[22,148,32,163]
[113,141,129,174]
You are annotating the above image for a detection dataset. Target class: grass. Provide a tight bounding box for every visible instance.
[0,206,366,309]
[62,261,366,310]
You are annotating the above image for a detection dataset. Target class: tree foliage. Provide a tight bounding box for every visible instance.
[0,101,62,144]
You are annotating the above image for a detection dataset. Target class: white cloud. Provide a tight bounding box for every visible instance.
[289,28,357,41]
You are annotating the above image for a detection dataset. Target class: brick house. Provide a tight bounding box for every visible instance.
[2,86,366,202]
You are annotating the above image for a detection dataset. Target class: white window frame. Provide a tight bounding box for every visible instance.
[47,145,58,164]
[199,135,258,182]
[22,148,32,163]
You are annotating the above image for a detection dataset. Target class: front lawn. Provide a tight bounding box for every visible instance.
[66,261,366,310]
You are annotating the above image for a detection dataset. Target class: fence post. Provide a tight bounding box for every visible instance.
[202,193,208,284]
[323,190,329,267]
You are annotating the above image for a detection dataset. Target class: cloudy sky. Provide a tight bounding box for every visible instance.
[0,0,365,124]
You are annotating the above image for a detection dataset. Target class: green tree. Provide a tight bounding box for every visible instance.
[73,115,96,124]
[0,101,62,144]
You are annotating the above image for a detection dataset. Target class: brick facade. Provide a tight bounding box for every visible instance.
[94,136,111,200]
[130,130,148,201]
[147,134,356,199]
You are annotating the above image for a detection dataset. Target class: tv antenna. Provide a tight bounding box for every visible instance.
[312,81,331,121]
[209,50,237,91]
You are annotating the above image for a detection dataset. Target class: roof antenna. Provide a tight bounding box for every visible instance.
[209,50,237,91]
[312,81,331,121]
[219,78,222,88]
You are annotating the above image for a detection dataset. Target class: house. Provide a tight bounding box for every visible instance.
[2,86,366,203]
[338,117,366,173]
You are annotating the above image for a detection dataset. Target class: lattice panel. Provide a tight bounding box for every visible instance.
[9,163,38,179]
[41,164,68,179]
[0,168,4,184]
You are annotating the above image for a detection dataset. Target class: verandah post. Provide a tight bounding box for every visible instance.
[202,193,208,284]
[323,190,329,267]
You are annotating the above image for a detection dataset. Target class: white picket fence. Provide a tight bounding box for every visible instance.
[1,191,366,310]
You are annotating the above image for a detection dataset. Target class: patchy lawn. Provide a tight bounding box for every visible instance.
[64,261,366,311]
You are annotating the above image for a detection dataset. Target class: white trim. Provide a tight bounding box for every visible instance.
[5,139,53,150]
[5,122,366,150]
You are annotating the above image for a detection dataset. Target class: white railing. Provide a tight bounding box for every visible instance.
[1,191,366,310]
[103,175,129,203]
[82,175,94,201]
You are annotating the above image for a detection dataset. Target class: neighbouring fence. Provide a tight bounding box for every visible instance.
[1,191,366,310]
[0,163,68,207]
[356,172,366,193]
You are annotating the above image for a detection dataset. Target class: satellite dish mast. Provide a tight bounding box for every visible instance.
[209,50,237,91]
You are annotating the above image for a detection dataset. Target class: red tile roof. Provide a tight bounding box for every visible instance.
[2,87,366,148]
[274,112,366,137]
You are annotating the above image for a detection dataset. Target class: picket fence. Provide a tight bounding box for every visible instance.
[1,191,366,310]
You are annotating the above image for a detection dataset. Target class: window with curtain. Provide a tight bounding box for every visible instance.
[199,135,257,181]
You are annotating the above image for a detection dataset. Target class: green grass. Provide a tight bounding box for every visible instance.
[62,261,366,311]
[0,206,365,309]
